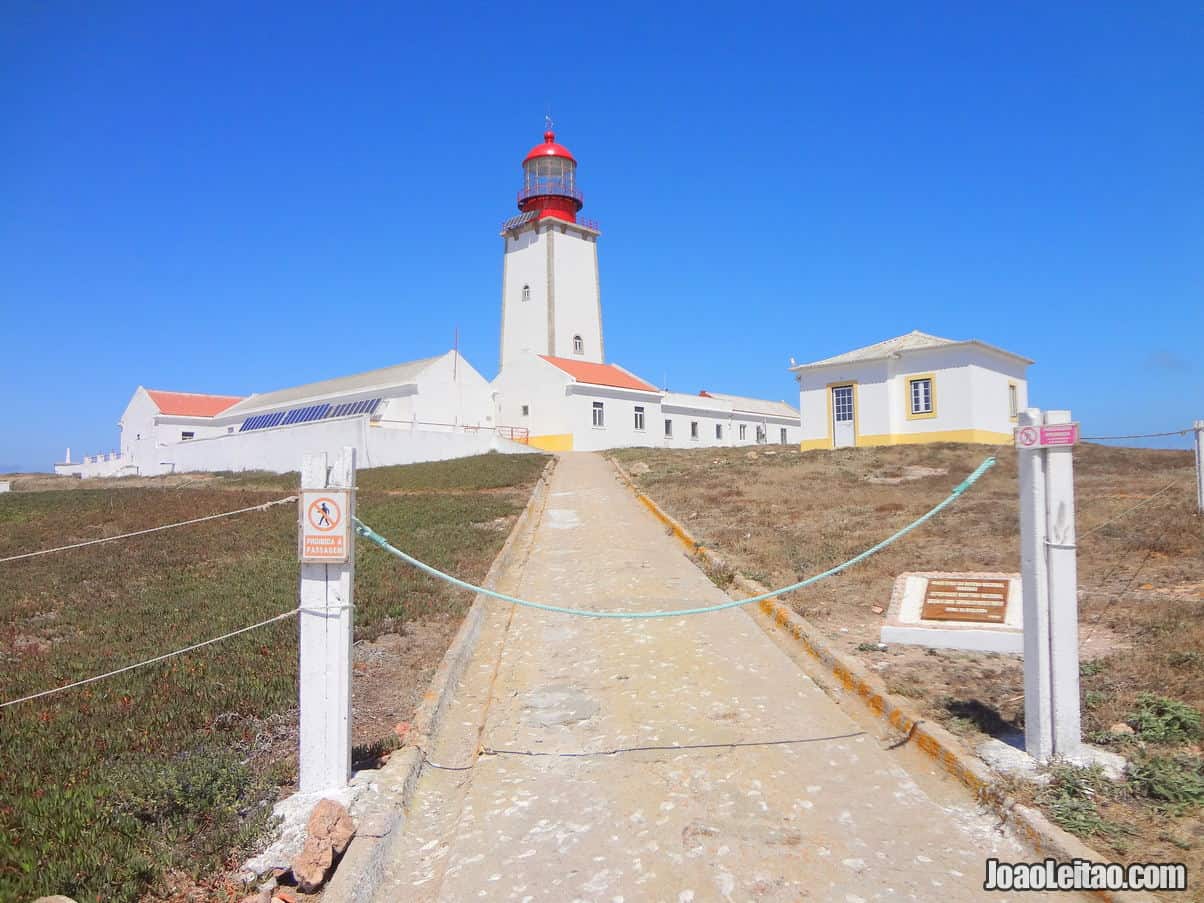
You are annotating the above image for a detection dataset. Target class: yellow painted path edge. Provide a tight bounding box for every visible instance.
[609,455,1155,903]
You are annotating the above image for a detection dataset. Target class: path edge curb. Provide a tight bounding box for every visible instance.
[609,455,1153,903]
[323,456,556,903]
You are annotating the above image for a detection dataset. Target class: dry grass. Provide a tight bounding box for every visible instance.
[612,442,1203,890]
[0,452,548,903]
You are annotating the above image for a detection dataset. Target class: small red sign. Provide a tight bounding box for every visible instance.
[1015,423,1079,449]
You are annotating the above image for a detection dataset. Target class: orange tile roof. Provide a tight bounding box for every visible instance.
[539,356,658,393]
[146,389,245,417]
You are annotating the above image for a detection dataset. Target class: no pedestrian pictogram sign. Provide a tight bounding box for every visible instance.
[1015,423,1079,449]
[300,490,351,563]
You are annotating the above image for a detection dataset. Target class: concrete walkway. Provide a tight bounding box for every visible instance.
[372,452,1069,902]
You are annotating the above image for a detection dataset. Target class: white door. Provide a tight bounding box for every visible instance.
[832,385,855,447]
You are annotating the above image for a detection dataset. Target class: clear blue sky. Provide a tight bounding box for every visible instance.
[2,3,1200,471]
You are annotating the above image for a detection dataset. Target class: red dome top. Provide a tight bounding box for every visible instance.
[523,130,577,165]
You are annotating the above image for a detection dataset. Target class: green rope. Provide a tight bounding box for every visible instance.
[353,456,996,620]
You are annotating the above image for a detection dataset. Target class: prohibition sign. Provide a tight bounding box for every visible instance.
[1016,426,1039,448]
[307,496,342,531]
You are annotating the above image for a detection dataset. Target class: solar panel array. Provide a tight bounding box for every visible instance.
[239,398,382,432]
[501,210,536,231]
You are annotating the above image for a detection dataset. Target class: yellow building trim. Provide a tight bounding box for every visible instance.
[799,438,830,451]
[904,373,938,421]
[527,433,574,452]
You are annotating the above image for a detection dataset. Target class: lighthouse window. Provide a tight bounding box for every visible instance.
[573,335,584,354]
[592,401,605,428]
[521,284,530,302]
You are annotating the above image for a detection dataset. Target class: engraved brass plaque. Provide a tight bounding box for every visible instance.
[920,578,1010,623]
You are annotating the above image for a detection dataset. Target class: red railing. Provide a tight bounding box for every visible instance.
[497,426,530,444]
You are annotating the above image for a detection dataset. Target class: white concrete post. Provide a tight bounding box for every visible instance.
[1018,409,1054,760]
[298,447,356,793]
[1018,409,1082,760]
[1045,410,1081,758]
[1194,420,1203,515]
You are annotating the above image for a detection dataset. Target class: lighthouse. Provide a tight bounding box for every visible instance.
[498,127,604,370]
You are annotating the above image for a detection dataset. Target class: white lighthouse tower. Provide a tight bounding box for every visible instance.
[498,127,604,370]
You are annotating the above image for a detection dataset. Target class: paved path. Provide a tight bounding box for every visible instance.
[373,452,1067,902]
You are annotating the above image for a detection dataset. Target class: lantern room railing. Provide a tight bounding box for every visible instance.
[517,179,583,205]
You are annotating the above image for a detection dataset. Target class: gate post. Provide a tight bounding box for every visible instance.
[1017,409,1081,760]
[298,447,356,792]
[1194,420,1203,515]
[1018,409,1054,761]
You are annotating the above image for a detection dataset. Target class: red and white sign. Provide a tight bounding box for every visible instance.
[1015,423,1079,449]
[299,490,351,563]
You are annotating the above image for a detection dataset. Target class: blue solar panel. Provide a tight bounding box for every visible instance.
[327,398,381,419]
[239,398,379,432]
[501,211,536,231]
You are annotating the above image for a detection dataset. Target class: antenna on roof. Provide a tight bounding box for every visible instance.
[545,109,553,132]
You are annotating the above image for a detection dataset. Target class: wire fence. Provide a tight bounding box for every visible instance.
[0,496,297,564]
[1081,427,1196,441]
[0,608,299,709]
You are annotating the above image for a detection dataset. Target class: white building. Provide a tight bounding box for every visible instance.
[55,388,246,477]
[791,330,1031,450]
[56,351,516,477]
[490,128,800,453]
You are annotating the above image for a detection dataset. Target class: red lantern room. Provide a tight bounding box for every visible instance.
[517,129,583,224]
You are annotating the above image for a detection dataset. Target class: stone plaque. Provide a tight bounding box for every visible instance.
[881,572,1022,654]
[921,578,1010,623]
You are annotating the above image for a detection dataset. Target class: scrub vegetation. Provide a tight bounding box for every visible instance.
[0,451,547,903]
[612,441,1203,895]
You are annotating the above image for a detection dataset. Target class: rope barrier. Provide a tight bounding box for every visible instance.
[0,608,299,709]
[0,496,298,564]
[1081,428,1194,441]
[353,455,997,619]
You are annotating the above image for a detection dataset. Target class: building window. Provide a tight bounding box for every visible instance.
[756,426,766,444]
[715,424,723,440]
[592,401,605,427]
[664,419,673,438]
[521,404,529,417]
[739,424,747,441]
[690,421,699,440]
[573,334,584,354]
[634,405,645,431]
[1008,383,1019,419]
[780,428,788,445]
[181,431,195,441]
[521,284,530,302]
[907,375,936,419]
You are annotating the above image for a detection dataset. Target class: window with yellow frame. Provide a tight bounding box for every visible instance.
[905,374,937,420]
